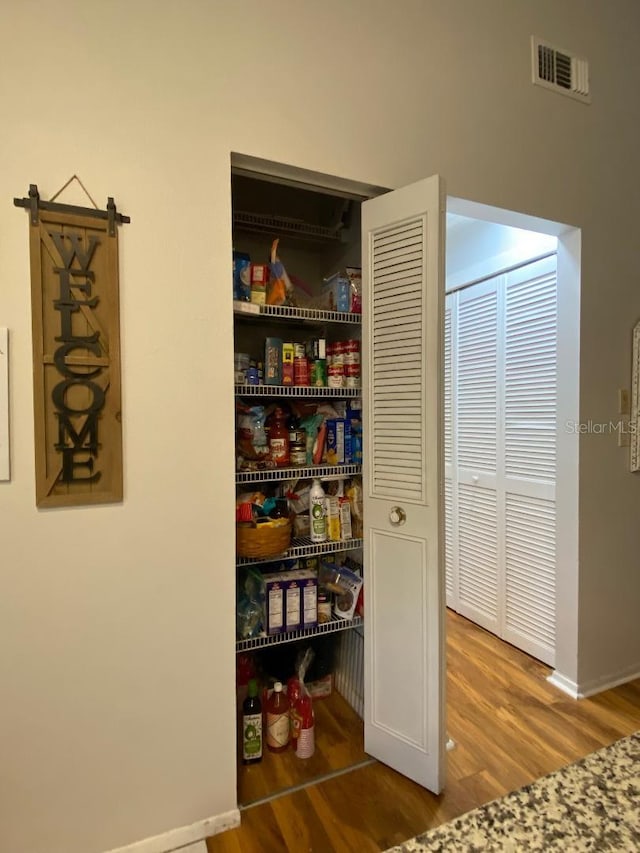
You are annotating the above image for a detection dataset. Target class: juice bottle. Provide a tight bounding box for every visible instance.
[266,681,290,752]
[241,679,263,764]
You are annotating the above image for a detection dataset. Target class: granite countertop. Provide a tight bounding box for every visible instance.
[386,731,639,852]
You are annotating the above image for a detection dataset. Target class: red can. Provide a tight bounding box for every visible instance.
[327,364,345,389]
[344,340,360,365]
[332,341,345,365]
[344,363,361,388]
[294,356,310,386]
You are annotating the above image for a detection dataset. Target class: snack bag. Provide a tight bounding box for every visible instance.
[267,238,294,306]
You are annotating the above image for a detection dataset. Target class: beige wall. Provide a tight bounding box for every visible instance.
[1,1,639,851]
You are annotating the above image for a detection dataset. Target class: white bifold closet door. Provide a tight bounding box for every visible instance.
[445,255,557,666]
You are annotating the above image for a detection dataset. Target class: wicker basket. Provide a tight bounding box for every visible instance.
[236,518,292,559]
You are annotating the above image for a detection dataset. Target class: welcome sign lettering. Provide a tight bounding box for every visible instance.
[26,204,124,506]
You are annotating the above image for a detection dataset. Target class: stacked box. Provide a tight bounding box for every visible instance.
[263,568,318,633]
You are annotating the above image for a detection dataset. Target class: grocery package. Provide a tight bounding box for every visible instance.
[267,238,294,306]
[318,267,361,313]
[236,567,266,640]
[251,263,269,305]
[319,560,363,620]
[233,250,251,302]
[261,567,318,634]
[236,404,269,464]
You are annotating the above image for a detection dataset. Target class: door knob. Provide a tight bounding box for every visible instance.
[472,475,479,483]
[389,506,406,526]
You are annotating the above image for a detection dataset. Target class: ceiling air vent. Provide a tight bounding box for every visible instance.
[531,36,590,103]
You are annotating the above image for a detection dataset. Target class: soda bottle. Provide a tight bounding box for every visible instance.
[266,681,290,752]
[241,679,263,764]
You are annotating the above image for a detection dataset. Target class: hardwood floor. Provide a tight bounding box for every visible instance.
[208,611,640,852]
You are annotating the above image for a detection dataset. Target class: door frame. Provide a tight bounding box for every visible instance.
[447,196,581,694]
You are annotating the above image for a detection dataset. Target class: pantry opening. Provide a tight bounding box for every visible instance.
[230,152,580,808]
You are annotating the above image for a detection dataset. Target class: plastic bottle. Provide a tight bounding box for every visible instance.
[266,681,290,752]
[242,679,263,764]
[287,676,302,746]
[268,408,290,466]
[295,693,315,759]
[310,478,327,543]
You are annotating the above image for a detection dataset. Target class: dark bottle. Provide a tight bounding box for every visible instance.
[242,678,263,764]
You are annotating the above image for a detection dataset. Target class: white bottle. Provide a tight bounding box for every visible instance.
[310,478,327,543]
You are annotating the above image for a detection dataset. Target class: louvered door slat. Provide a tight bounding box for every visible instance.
[457,288,498,472]
[445,477,453,600]
[371,217,426,501]
[505,270,557,483]
[444,306,452,467]
[503,494,556,664]
[457,483,498,630]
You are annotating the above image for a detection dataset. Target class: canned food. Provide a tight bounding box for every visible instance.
[332,341,345,366]
[310,359,327,387]
[294,356,310,386]
[345,363,360,388]
[294,343,306,359]
[327,364,345,389]
[344,340,360,365]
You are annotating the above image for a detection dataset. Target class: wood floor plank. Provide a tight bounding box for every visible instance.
[209,610,640,852]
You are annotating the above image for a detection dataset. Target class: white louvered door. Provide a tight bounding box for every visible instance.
[445,255,557,666]
[362,175,445,793]
[455,279,500,636]
[502,257,557,663]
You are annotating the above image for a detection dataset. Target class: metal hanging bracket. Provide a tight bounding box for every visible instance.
[13,183,131,232]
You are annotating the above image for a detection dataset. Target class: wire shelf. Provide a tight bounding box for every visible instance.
[236,537,363,567]
[236,383,360,398]
[236,463,361,484]
[234,210,342,243]
[233,301,361,325]
[236,615,363,652]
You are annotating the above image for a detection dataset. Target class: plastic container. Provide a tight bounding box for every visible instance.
[295,693,315,759]
[266,682,290,752]
[268,408,290,466]
[242,679,263,764]
[287,676,302,745]
[310,478,327,543]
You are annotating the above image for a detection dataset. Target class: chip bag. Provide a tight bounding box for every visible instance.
[266,238,294,306]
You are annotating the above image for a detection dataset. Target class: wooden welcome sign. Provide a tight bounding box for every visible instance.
[15,185,129,507]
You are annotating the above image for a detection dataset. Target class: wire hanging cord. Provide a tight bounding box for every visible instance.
[49,174,99,209]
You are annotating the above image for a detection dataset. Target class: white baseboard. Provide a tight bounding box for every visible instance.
[548,664,640,700]
[106,809,240,853]
[575,665,640,699]
[547,671,580,698]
